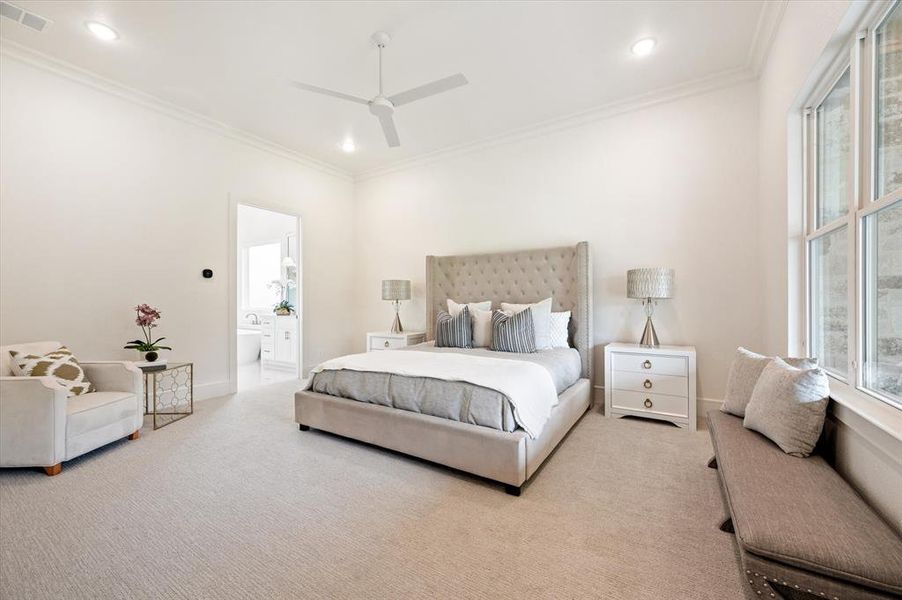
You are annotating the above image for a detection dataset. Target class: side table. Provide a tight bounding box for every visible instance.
[140,362,194,430]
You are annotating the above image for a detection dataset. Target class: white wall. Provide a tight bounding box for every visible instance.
[354,81,763,406]
[0,54,357,397]
[757,0,902,531]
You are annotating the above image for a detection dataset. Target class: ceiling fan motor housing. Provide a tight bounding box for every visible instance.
[369,96,394,117]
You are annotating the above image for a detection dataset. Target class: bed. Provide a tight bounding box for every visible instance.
[294,242,593,495]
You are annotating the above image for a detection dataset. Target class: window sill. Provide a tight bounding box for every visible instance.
[827,381,902,443]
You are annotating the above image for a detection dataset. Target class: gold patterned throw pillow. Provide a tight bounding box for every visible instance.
[9,346,94,396]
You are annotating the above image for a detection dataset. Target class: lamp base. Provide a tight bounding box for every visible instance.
[639,317,659,347]
[390,312,403,334]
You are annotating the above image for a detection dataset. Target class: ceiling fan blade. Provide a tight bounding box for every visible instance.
[289,81,369,105]
[387,73,468,107]
[379,114,400,147]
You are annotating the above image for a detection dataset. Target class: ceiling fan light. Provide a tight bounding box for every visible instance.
[631,38,656,56]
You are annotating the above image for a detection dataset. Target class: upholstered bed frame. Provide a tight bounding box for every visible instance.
[295,242,593,495]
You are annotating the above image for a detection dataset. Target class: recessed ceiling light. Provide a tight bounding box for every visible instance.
[85,21,118,42]
[341,139,356,153]
[631,38,656,57]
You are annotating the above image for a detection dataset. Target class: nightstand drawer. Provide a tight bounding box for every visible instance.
[611,352,687,377]
[369,336,406,350]
[611,390,688,418]
[613,371,687,397]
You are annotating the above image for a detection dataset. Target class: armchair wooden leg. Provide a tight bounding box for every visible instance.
[43,464,61,476]
[127,430,141,440]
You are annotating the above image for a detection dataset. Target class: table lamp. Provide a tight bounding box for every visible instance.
[627,268,674,347]
[382,279,411,333]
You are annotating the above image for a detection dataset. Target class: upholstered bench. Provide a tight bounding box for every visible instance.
[707,411,902,600]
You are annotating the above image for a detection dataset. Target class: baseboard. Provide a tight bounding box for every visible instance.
[593,384,722,430]
[194,381,232,401]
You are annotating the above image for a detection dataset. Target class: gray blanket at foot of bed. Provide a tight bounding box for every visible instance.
[308,344,582,432]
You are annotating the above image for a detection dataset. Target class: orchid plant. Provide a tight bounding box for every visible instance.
[124,304,172,353]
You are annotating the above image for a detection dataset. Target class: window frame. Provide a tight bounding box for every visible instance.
[803,0,902,411]
[240,238,284,313]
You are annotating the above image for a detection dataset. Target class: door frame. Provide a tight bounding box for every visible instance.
[228,196,303,393]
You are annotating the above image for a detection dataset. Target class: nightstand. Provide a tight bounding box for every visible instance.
[366,331,426,351]
[604,343,697,431]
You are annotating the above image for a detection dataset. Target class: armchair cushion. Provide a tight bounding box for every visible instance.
[66,391,141,458]
[9,346,94,396]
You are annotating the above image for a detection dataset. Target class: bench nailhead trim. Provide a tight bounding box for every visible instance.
[744,571,839,600]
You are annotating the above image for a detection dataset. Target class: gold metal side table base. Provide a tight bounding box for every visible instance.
[142,362,194,430]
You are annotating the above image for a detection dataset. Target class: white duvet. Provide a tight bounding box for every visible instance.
[304,350,559,438]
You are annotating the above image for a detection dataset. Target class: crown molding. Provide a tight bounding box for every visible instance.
[355,65,756,182]
[747,0,787,76]
[0,39,353,182]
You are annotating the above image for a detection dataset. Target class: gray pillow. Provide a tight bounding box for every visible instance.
[743,358,830,457]
[435,306,472,348]
[721,347,818,417]
[490,308,536,353]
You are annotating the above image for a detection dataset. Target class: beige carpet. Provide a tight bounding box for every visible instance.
[1,381,752,599]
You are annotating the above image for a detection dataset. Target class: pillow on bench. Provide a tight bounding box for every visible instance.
[743,358,829,457]
[721,347,817,417]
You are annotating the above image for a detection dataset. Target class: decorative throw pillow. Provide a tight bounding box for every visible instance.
[743,358,830,457]
[9,346,94,397]
[447,299,492,316]
[721,347,818,417]
[491,308,536,353]
[435,306,473,348]
[501,298,552,350]
[549,311,571,348]
[470,307,493,348]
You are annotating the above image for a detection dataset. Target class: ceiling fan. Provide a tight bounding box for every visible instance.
[290,32,468,148]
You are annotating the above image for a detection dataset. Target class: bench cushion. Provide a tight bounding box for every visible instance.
[707,411,902,596]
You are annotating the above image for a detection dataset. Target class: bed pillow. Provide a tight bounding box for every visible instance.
[435,306,472,348]
[9,346,94,397]
[491,308,536,353]
[549,311,571,348]
[743,358,830,457]
[447,299,491,316]
[721,347,818,417]
[501,298,552,349]
[470,308,493,348]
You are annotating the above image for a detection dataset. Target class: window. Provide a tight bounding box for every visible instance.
[242,242,282,309]
[804,1,902,410]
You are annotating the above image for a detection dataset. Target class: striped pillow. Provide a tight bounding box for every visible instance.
[435,306,473,348]
[491,308,536,353]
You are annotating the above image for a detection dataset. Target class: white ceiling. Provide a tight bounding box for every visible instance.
[0,1,773,176]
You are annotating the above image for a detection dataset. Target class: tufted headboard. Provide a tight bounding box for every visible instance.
[426,242,593,379]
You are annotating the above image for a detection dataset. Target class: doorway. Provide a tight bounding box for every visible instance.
[234,203,301,391]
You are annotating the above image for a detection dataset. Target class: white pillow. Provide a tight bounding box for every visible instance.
[447,299,491,316]
[470,308,493,348]
[501,298,553,350]
[549,311,571,348]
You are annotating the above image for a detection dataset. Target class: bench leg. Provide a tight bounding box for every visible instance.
[719,517,734,533]
[43,464,61,476]
[298,424,310,431]
[504,484,521,497]
[707,456,717,469]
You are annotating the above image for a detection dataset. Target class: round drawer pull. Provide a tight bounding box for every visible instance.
[643,360,652,369]
[644,398,653,408]
[384,340,390,348]
[643,379,653,389]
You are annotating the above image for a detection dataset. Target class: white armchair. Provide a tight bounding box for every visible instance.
[0,341,144,475]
